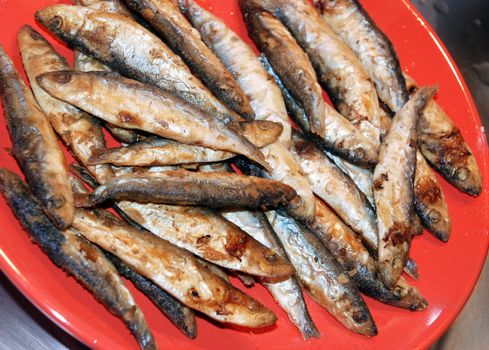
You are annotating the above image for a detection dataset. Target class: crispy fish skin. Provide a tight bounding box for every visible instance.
[85,170,298,208]
[266,210,377,336]
[0,169,156,350]
[307,198,427,310]
[36,70,270,171]
[116,201,293,281]
[71,208,277,328]
[374,87,437,289]
[220,210,319,339]
[262,55,378,168]
[182,0,292,146]
[35,5,241,125]
[314,0,408,113]
[17,26,114,187]
[107,253,197,339]
[163,1,318,223]
[240,0,382,148]
[245,10,325,135]
[0,46,73,229]
[291,131,378,248]
[405,74,482,196]
[414,152,451,241]
[125,0,254,120]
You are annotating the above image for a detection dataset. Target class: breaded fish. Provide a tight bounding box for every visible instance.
[36,71,270,171]
[125,0,255,120]
[0,46,73,229]
[405,74,482,196]
[0,169,157,349]
[83,169,298,209]
[17,26,114,186]
[221,210,319,339]
[374,87,437,288]
[35,4,241,124]
[71,207,277,327]
[266,210,377,336]
[314,0,408,113]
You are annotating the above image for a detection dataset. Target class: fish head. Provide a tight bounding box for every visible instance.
[35,5,87,40]
[36,70,86,99]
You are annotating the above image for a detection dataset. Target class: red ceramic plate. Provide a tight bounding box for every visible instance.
[0,0,488,349]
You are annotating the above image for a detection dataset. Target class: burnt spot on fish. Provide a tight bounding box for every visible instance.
[196,234,211,246]
[225,229,248,259]
[415,177,441,205]
[383,221,410,246]
[118,110,138,124]
[373,173,388,191]
[293,139,317,159]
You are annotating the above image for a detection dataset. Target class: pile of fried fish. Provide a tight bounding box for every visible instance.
[0,0,482,348]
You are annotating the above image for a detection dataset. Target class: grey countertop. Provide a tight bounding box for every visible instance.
[0,0,488,349]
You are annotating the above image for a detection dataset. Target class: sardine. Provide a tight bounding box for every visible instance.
[124,0,254,120]
[0,169,157,349]
[314,0,408,113]
[239,0,383,148]
[84,169,298,209]
[414,151,451,241]
[71,208,277,328]
[262,55,377,168]
[266,210,377,336]
[221,210,320,339]
[308,198,427,310]
[35,4,242,125]
[290,131,378,249]
[36,71,271,171]
[405,74,482,196]
[73,0,143,144]
[240,120,283,148]
[176,0,317,222]
[374,87,436,288]
[0,46,73,229]
[17,26,114,186]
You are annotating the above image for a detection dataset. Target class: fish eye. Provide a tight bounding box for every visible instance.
[49,15,64,31]
[53,72,72,84]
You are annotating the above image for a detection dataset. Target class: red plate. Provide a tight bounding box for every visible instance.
[0,0,488,349]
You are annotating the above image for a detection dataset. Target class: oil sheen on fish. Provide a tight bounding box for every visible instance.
[0,46,73,229]
[374,87,437,288]
[71,208,277,328]
[36,70,270,171]
[17,26,114,187]
[405,74,482,196]
[180,0,316,222]
[124,0,254,120]
[35,4,242,125]
[0,169,156,350]
[262,55,378,168]
[290,131,378,248]
[85,170,298,209]
[220,210,319,339]
[314,0,408,113]
[240,0,383,148]
[307,198,427,310]
[266,210,377,336]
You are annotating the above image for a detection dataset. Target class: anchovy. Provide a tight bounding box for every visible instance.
[0,45,73,229]
[405,74,482,196]
[262,55,377,168]
[0,169,157,349]
[17,25,114,187]
[179,0,316,223]
[266,210,377,336]
[307,198,427,310]
[374,87,437,288]
[314,0,408,113]
[35,4,241,125]
[239,0,383,148]
[290,131,378,248]
[220,210,319,339]
[124,0,255,120]
[71,207,277,328]
[84,170,298,209]
[36,70,271,171]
